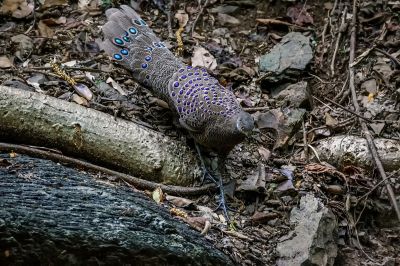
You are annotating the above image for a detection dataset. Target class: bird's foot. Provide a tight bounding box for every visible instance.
[195,143,218,185]
[212,171,235,222]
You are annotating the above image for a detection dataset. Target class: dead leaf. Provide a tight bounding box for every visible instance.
[325,113,338,128]
[106,77,127,95]
[78,0,91,10]
[191,46,217,71]
[218,13,240,25]
[74,83,93,101]
[222,230,253,240]
[185,216,209,232]
[152,186,164,204]
[166,195,195,208]
[38,20,54,37]
[71,93,88,106]
[0,56,13,68]
[251,211,279,224]
[0,0,33,18]
[41,0,68,9]
[237,163,266,192]
[258,147,271,161]
[175,9,189,28]
[370,123,385,135]
[26,73,46,91]
[41,16,67,26]
[287,4,314,26]
[361,79,377,94]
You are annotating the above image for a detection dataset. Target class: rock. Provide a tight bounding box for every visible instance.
[218,13,240,25]
[259,32,313,84]
[271,81,312,109]
[255,108,306,149]
[209,5,239,14]
[276,194,338,266]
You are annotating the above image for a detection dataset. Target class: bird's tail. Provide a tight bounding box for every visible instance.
[101,5,182,92]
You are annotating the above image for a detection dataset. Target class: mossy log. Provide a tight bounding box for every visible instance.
[0,153,232,265]
[0,86,201,185]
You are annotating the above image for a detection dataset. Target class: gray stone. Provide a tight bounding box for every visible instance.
[259,32,313,84]
[276,194,338,266]
[272,81,312,109]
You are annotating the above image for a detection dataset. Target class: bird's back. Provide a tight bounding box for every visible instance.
[101,5,253,153]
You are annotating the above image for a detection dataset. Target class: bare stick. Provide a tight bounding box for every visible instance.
[330,6,348,76]
[348,0,400,221]
[322,97,374,123]
[0,142,216,196]
[191,0,210,38]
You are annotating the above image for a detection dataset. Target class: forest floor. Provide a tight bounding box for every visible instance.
[0,0,399,265]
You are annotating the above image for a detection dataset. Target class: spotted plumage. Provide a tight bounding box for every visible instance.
[101,5,254,154]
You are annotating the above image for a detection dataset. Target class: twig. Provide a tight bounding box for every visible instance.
[330,6,348,76]
[191,0,210,38]
[302,120,309,161]
[165,0,175,38]
[349,46,375,67]
[348,0,400,222]
[321,0,338,45]
[255,18,311,31]
[31,66,111,73]
[333,74,349,102]
[243,106,269,112]
[24,0,36,34]
[0,142,216,197]
[322,96,374,123]
[374,47,400,67]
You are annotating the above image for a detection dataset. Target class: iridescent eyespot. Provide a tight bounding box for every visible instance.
[140,19,147,26]
[129,27,138,35]
[120,49,129,55]
[174,81,179,87]
[113,54,122,60]
[123,36,130,42]
[145,47,153,52]
[133,19,141,25]
[114,38,124,45]
[145,55,152,62]
[141,63,148,69]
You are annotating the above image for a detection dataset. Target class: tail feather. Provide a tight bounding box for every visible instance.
[101,5,183,99]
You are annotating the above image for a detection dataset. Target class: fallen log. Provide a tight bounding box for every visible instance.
[0,86,201,185]
[0,153,232,265]
[315,135,400,171]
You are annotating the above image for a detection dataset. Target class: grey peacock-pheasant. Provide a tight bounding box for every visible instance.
[101,5,254,219]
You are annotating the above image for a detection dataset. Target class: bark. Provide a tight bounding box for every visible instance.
[0,154,232,266]
[0,86,201,186]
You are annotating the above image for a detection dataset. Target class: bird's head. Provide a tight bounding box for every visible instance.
[235,111,255,137]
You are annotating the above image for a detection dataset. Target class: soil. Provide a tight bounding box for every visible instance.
[0,0,399,265]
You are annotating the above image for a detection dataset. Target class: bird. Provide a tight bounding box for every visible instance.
[101,5,254,220]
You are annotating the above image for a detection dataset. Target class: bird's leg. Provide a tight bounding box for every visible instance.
[213,168,231,221]
[195,144,231,221]
[194,143,217,184]
[212,155,233,221]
